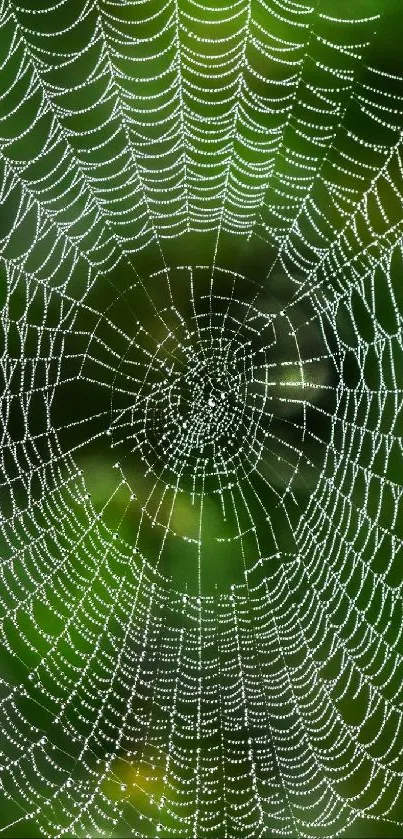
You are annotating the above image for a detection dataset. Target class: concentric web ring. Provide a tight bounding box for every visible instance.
[52,265,338,593]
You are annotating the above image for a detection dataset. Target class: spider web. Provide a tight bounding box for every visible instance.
[0,0,403,837]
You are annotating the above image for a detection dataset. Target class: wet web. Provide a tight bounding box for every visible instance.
[0,0,403,837]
